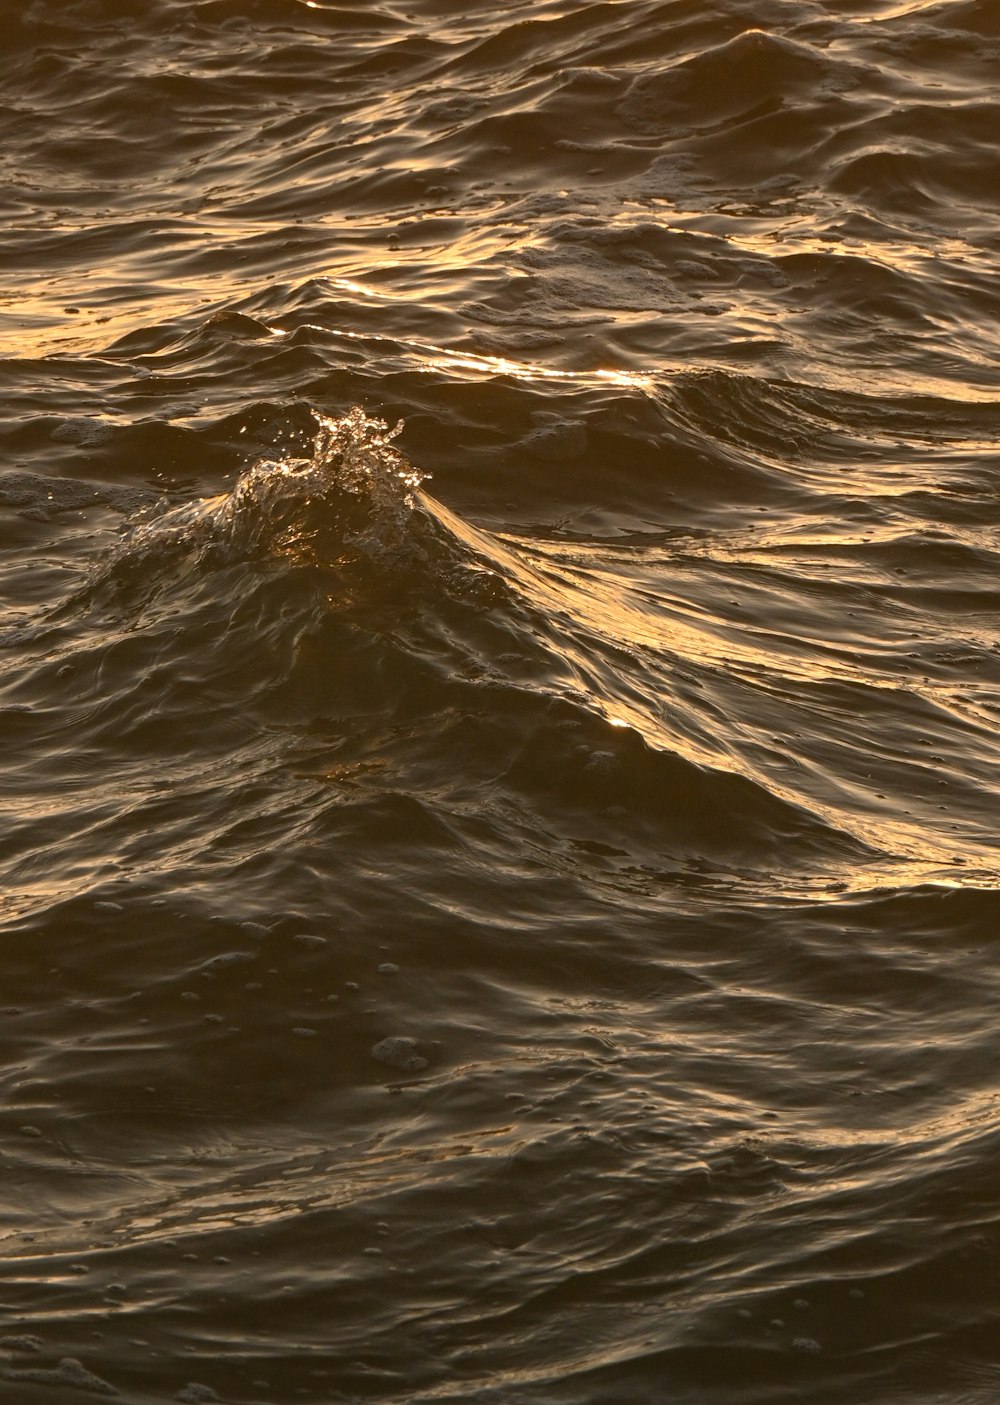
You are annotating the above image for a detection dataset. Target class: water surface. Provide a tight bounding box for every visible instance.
[2,1,999,1401]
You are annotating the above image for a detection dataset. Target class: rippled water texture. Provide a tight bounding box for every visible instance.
[2,1,1000,1401]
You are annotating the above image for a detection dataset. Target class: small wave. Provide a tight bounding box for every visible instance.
[616,30,854,134]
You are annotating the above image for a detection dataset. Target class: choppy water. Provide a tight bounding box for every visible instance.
[2,1,1000,1401]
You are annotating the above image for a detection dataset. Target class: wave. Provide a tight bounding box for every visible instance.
[34,402,990,893]
[0,407,861,916]
[102,406,428,580]
[616,29,855,135]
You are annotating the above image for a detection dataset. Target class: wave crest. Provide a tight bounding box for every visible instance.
[108,407,429,583]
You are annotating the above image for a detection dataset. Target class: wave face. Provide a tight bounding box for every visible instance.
[3,2,1000,1402]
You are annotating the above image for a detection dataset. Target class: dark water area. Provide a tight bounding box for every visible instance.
[2,0,1000,1400]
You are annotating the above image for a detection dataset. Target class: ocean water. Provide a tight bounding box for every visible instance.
[2,0,1000,1401]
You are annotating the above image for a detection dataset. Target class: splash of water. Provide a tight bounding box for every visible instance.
[113,406,429,575]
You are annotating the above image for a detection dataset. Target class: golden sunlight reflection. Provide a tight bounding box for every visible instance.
[290,321,656,392]
[615,202,1000,399]
[2,271,653,394]
[424,343,656,392]
[513,538,991,872]
[324,276,382,299]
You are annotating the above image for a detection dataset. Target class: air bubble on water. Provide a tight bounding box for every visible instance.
[792,1337,822,1355]
[378,962,399,975]
[200,951,256,972]
[372,1036,428,1072]
[176,1385,220,1403]
[1,1358,118,1396]
[293,934,327,949]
